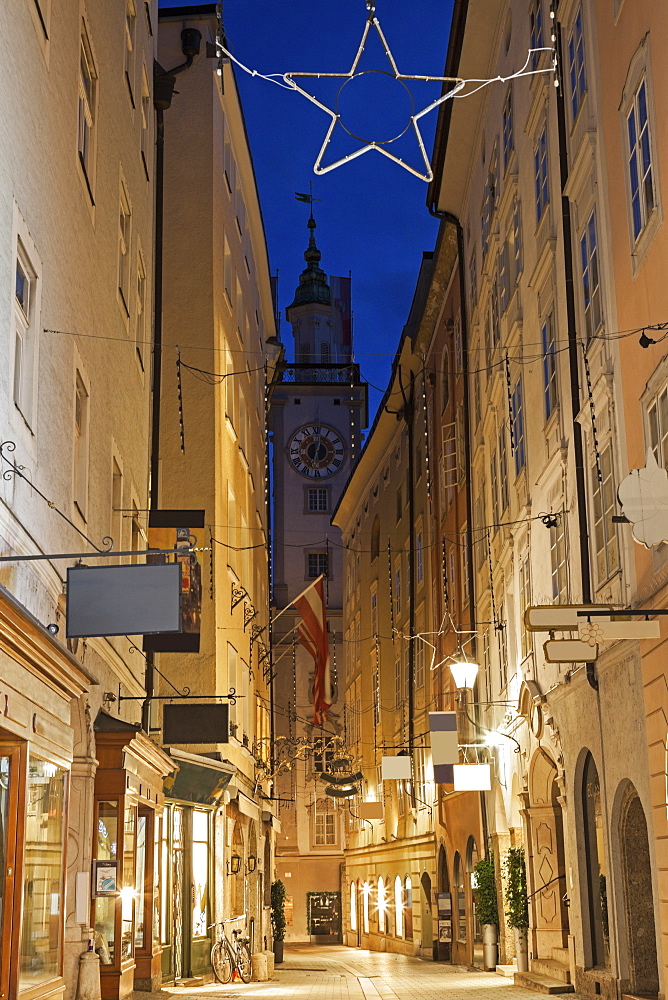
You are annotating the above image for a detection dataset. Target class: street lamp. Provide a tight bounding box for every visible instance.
[449,660,479,691]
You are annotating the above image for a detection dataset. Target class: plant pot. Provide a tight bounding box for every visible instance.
[273,940,284,964]
[482,924,498,971]
[513,927,528,973]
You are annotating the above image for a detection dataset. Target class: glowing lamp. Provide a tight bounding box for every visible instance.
[449,660,479,690]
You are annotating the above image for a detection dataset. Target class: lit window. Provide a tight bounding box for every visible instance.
[511,379,526,475]
[534,125,549,222]
[140,67,151,176]
[591,444,619,584]
[124,0,136,102]
[530,0,543,68]
[502,87,513,170]
[73,372,90,517]
[135,248,147,369]
[14,241,38,423]
[541,313,557,419]
[519,553,532,658]
[580,211,602,340]
[568,7,587,120]
[78,22,97,196]
[118,182,132,313]
[550,520,567,602]
[394,876,403,937]
[627,78,655,242]
[314,813,336,846]
[647,382,668,468]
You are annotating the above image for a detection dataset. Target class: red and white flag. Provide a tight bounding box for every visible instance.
[292,574,331,726]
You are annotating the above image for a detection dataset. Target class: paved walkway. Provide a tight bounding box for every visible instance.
[131,944,585,1000]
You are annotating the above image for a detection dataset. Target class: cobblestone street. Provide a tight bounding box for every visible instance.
[131,946,584,1000]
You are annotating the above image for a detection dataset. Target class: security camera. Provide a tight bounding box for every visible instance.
[46,623,59,635]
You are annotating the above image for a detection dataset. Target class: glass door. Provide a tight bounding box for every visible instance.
[0,745,22,999]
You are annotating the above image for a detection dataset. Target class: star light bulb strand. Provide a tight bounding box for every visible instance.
[582,343,603,484]
[214,2,556,183]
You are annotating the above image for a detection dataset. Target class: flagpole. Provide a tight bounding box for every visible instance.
[271,573,326,624]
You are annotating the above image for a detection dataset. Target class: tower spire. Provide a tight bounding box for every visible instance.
[289,187,330,309]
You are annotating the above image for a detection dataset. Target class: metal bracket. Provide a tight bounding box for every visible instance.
[244,601,258,630]
[118,684,238,705]
[231,584,247,612]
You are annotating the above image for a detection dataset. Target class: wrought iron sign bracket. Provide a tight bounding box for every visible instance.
[231,583,248,612]
[244,601,258,630]
[118,684,239,705]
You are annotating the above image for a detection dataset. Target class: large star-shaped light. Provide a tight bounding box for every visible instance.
[283,9,466,182]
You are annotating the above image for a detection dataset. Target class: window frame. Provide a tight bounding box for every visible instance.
[590,442,619,586]
[306,550,329,580]
[580,210,603,341]
[534,125,549,224]
[12,232,41,429]
[511,378,526,476]
[541,313,558,421]
[568,7,587,122]
[78,18,98,203]
[118,178,132,316]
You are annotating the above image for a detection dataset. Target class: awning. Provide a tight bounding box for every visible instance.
[164,748,233,805]
[237,790,261,821]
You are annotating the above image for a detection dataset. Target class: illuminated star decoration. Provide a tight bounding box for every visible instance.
[282,2,555,182]
[283,3,466,182]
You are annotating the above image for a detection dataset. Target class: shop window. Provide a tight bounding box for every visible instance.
[192,810,209,936]
[404,877,413,940]
[377,877,386,933]
[350,882,357,931]
[394,875,403,937]
[94,800,118,966]
[121,805,136,961]
[363,883,370,934]
[582,752,610,967]
[135,813,147,949]
[19,758,66,989]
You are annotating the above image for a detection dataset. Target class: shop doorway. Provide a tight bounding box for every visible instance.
[420,872,433,957]
[308,892,341,942]
[0,744,21,998]
[161,806,212,983]
[527,750,569,963]
[619,787,658,996]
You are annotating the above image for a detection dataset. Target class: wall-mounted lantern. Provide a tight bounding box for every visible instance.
[228,853,242,875]
[247,855,257,874]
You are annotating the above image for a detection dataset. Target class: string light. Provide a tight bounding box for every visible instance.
[176,349,185,453]
[582,343,603,484]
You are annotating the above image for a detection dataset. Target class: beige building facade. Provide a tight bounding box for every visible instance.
[156,3,280,984]
[428,1,659,997]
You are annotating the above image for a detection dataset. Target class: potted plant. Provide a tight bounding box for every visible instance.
[271,879,287,964]
[473,853,499,970]
[503,846,529,973]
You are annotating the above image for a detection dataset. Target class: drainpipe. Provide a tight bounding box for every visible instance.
[551,6,597,690]
[142,28,202,733]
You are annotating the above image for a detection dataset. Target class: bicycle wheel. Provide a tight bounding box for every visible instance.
[211,940,233,984]
[237,941,252,983]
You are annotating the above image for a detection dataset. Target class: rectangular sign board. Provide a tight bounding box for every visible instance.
[163,702,229,745]
[381,756,412,780]
[67,563,181,638]
[144,509,206,653]
[525,605,612,632]
[578,620,660,642]
[543,639,597,663]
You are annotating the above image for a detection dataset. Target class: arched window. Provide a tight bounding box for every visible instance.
[582,752,610,966]
[350,881,357,931]
[454,851,466,942]
[362,882,370,933]
[442,346,450,411]
[321,342,331,363]
[377,877,386,933]
[404,876,413,940]
[370,516,380,561]
[466,836,479,879]
[394,875,403,937]
[299,343,311,364]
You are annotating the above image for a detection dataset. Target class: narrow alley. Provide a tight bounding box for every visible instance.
[131,947,583,1000]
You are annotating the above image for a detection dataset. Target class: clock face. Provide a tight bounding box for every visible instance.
[289,424,345,478]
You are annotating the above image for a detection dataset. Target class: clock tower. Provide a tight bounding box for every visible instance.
[270,212,368,943]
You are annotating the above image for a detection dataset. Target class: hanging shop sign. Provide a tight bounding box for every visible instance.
[163,702,229,746]
[618,448,668,547]
[144,509,206,652]
[524,605,612,631]
[452,763,491,791]
[66,562,182,637]
[381,755,412,780]
[359,801,384,820]
[429,711,458,783]
[543,639,598,663]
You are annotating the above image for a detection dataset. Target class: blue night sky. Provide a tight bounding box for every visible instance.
[159,0,454,421]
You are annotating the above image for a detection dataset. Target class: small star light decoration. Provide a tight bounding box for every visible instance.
[218,2,556,182]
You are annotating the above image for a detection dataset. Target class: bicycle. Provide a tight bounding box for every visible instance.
[209,916,252,984]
